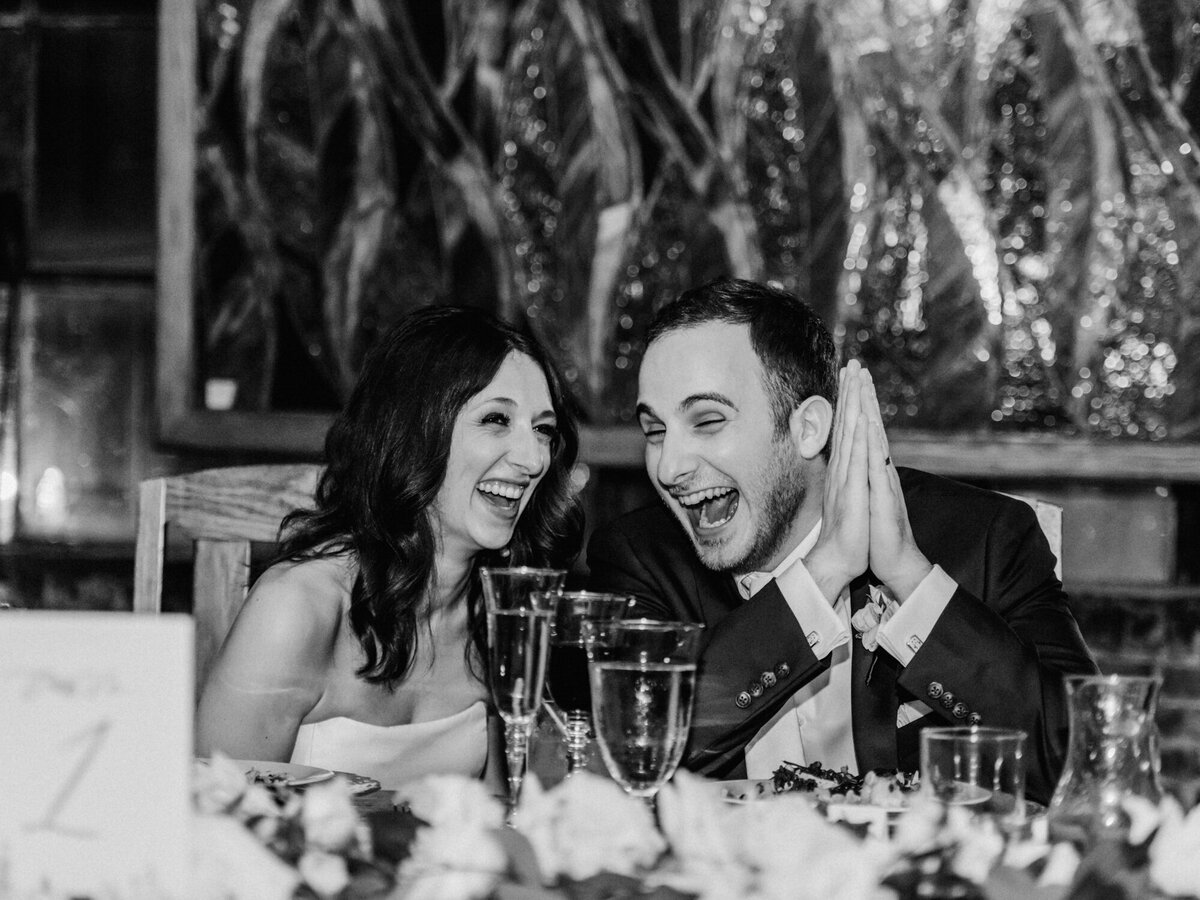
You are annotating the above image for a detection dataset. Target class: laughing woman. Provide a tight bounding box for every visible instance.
[195,306,582,790]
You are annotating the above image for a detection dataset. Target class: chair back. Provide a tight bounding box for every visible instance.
[1005,493,1064,581]
[133,464,322,692]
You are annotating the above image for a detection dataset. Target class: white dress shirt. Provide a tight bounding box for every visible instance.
[737,520,959,779]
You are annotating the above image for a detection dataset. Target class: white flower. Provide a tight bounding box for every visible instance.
[191,812,301,900]
[657,772,890,900]
[1037,842,1081,887]
[890,792,945,855]
[1149,796,1200,897]
[300,776,361,852]
[944,811,1004,884]
[851,585,899,652]
[512,772,666,881]
[1001,835,1052,872]
[239,782,287,821]
[393,869,503,900]
[657,770,740,870]
[404,824,508,873]
[396,774,505,831]
[733,795,890,900]
[192,753,250,814]
[1123,794,1164,846]
[298,849,350,898]
[394,824,507,900]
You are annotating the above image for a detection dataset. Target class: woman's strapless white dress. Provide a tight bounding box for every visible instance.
[289,700,488,789]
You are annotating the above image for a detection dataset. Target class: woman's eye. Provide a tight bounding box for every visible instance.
[535,423,559,443]
[481,412,510,427]
[696,418,724,430]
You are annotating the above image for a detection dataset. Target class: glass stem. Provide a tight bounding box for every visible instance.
[640,791,659,823]
[564,711,590,775]
[504,718,531,817]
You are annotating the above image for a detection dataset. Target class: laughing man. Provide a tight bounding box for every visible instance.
[585,277,1097,804]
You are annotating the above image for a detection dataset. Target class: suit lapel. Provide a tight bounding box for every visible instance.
[691,560,742,625]
[850,572,900,772]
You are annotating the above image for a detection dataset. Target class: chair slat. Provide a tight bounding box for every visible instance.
[193,539,253,694]
[167,465,319,541]
[133,478,168,614]
[133,464,323,701]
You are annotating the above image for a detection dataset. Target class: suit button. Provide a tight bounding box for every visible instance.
[735,691,752,709]
[927,681,944,699]
[775,662,791,679]
[967,712,983,726]
[761,671,777,689]
[748,681,764,698]
[939,692,956,709]
[952,702,969,719]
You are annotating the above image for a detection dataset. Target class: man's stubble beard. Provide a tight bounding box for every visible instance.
[679,439,809,575]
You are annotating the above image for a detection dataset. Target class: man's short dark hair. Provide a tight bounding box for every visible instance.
[647,277,839,437]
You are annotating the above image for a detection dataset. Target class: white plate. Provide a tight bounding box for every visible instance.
[198,758,336,788]
[715,777,916,813]
[715,778,775,804]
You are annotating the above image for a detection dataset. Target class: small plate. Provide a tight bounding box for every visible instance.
[715,778,775,804]
[198,758,336,788]
[823,800,906,838]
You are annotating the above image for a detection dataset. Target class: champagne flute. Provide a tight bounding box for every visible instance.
[541,591,635,776]
[480,566,565,816]
[586,619,704,810]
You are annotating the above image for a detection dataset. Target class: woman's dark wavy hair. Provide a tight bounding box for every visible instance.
[277,305,583,686]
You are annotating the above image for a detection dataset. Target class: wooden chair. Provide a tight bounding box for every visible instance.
[133,464,322,694]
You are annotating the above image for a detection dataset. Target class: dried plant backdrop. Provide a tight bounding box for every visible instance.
[176,0,1200,439]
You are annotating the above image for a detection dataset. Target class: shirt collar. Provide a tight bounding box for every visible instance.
[734,519,822,599]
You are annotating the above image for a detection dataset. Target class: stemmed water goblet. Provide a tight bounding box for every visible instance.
[540,591,635,777]
[585,619,704,810]
[480,566,566,817]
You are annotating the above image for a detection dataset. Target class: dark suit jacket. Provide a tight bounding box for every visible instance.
[586,467,1098,805]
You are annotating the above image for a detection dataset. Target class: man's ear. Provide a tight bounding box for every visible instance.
[789,396,833,460]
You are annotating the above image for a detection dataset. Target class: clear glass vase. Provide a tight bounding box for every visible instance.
[1047,674,1163,849]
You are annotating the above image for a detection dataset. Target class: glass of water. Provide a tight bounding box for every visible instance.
[585,619,704,807]
[920,726,1028,836]
[481,566,566,817]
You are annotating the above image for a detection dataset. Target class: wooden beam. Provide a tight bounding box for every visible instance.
[575,427,1200,484]
[157,418,1200,483]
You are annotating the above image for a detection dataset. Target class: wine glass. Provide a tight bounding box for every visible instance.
[541,591,635,777]
[480,566,566,817]
[586,619,704,809]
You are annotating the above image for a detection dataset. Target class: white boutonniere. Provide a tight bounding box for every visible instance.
[850,584,899,652]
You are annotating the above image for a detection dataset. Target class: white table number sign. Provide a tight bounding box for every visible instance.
[0,611,194,898]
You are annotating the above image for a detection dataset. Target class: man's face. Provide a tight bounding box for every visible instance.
[637,322,812,573]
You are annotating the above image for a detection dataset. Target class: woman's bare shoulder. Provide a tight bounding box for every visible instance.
[237,554,354,649]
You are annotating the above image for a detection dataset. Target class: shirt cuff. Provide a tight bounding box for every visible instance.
[877,564,957,666]
[775,557,850,657]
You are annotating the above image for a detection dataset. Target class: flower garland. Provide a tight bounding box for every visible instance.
[193,755,1200,900]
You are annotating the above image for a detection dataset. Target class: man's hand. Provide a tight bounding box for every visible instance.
[805,362,933,605]
[861,372,933,601]
[804,360,870,603]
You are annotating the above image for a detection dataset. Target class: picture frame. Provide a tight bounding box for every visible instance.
[155,0,1200,482]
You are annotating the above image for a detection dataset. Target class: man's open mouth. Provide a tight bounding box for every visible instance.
[676,486,740,530]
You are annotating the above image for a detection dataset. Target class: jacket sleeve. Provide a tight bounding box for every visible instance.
[586,519,828,778]
[896,498,1098,805]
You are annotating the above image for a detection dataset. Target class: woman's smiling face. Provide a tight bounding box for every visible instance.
[432,351,558,563]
